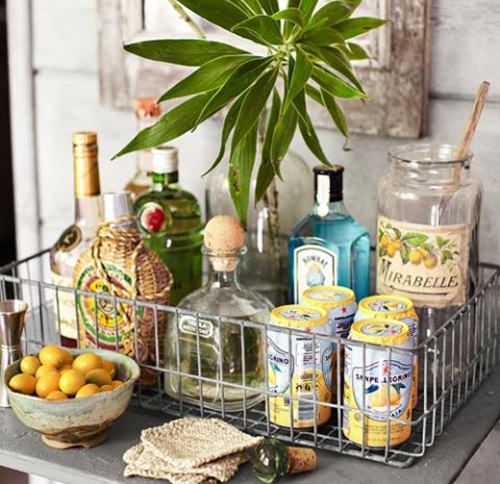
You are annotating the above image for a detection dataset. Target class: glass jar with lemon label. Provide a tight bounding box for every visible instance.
[377,144,482,384]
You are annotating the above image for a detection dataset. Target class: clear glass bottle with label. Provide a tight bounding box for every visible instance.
[164,215,274,412]
[134,147,203,305]
[288,166,371,304]
[377,143,482,344]
[50,132,102,347]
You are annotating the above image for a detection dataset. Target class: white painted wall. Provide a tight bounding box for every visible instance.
[13,0,500,263]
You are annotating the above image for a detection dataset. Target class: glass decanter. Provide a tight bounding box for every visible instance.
[134,146,203,305]
[289,165,371,303]
[164,215,274,412]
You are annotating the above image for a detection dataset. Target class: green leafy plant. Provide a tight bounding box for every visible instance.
[114,0,386,225]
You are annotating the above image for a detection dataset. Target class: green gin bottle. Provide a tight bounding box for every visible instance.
[134,147,203,305]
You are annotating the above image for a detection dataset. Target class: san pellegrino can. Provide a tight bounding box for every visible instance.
[343,319,414,448]
[355,295,419,408]
[268,305,331,428]
[302,286,357,400]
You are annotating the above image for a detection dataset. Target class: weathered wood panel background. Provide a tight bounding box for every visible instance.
[9,0,500,264]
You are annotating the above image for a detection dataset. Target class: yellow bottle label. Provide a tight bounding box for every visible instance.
[51,271,77,340]
[377,216,470,309]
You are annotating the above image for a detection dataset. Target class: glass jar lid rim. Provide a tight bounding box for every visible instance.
[389,143,473,165]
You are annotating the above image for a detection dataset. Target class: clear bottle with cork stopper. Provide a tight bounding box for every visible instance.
[164,215,274,411]
[50,131,102,348]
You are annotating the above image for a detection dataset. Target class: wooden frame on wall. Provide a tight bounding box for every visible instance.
[98,0,431,138]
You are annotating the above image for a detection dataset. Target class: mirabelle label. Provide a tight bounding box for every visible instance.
[376,216,469,309]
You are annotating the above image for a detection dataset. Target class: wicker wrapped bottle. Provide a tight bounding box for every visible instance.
[74,192,173,386]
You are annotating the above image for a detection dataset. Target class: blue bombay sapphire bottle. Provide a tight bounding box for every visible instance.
[288,165,371,302]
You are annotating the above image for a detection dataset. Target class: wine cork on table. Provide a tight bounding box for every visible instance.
[286,446,317,475]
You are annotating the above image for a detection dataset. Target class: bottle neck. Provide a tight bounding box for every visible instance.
[152,171,179,191]
[206,253,243,289]
[313,199,348,218]
[75,195,102,229]
[313,171,345,217]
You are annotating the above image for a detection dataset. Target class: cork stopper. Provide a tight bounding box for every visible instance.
[204,215,245,272]
[286,447,317,475]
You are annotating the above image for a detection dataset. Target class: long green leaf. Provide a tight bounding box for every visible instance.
[305,83,324,105]
[299,0,319,23]
[176,0,248,32]
[345,42,370,60]
[158,55,256,102]
[124,39,249,66]
[231,67,279,152]
[232,15,283,45]
[258,0,279,14]
[305,45,364,92]
[335,17,387,39]
[307,2,350,29]
[229,0,263,15]
[113,91,217,159]
[320,88,349,139]
[270,103,298,170]
[303,27,344,45]
[283,0,301,37]
[255,90,280,203]
[293,91,331,165]
[273,8,304,27]
[195,56,275,129]
[283,47,313,113]
[312,65,366,99]
[202,95,245,176]
[305,83,349,139]
[229,123,258,226]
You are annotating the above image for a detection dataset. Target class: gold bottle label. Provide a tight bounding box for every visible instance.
[376,216,470,309]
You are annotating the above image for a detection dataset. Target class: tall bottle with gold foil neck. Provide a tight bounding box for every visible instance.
[125,97,162,199]
[50,131,102,348]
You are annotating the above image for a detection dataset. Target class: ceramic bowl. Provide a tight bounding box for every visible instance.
[4,348,140,449]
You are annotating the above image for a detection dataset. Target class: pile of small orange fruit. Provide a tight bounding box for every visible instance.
[8,345,124,401]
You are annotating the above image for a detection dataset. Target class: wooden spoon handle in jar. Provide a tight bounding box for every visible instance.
[456,81,490,160]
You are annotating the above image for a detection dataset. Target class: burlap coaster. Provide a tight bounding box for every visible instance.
[123,443,246,482]
[140,417,263,471]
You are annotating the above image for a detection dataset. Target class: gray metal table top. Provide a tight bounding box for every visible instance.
[1,367,500,484]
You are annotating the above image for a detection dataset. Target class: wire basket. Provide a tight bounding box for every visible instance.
[1,249,499,468]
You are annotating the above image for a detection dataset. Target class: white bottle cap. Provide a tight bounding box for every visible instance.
[102,191,134,222]
[152,146,179,174]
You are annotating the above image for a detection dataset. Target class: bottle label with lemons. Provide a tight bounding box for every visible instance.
[377,216,469,308]
[293,245,337,303]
